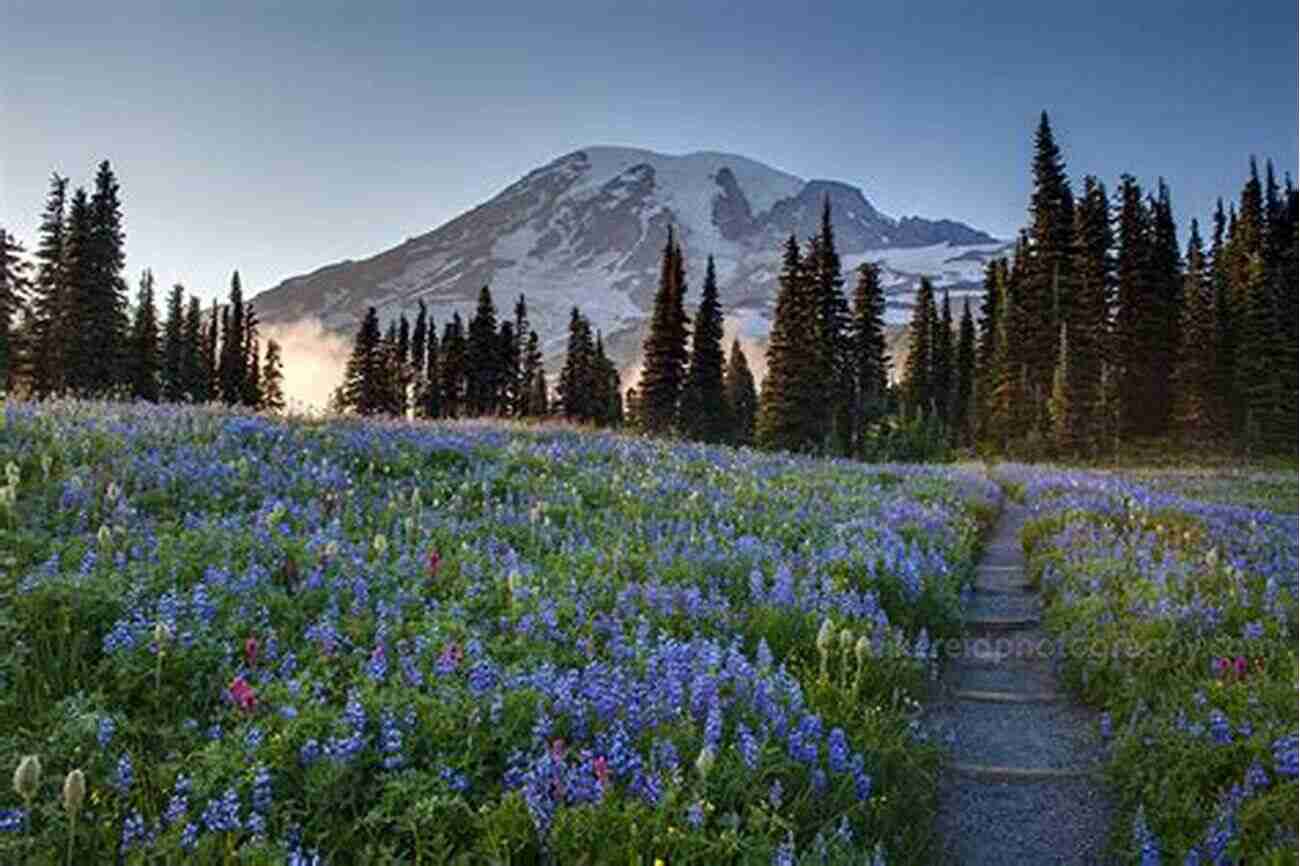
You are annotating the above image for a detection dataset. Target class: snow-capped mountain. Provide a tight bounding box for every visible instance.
[252,146,1009,369]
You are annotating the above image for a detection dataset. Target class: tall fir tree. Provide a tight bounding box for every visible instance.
[218,270,247,405]
[1144,180,1182,434]
[521,330,544,417]
[440,314,466,418]
[638,228,690,433]
[1068,176,1113,452]
[181,295,207,402]
[812,198,852,453]
[680,254,727,442]
[241,302,262,408]
[411,301,428,415]
[933,291,954,428]
[1114,175,1152,438]
[161,283,185,401]
[0,229,30,393]
[60,187,96,395]
[261,338,285,412]
[512,295,531,416]
[849,262,889,449]
[757,235,822,452]
[953,297,976,446]
[30,174,69,397]
[128,269,160,401]
[498,319,520,418]
[465,286,500,416]
[973,259,1003,442]
[1208,199,1234,439]
[1171,220,1216,442]
[902,277,936,417]
[424,315,443,419]
[558,307,596,422]
[342,307,384,415]
[723,338,758,446]
[1025,112,1075,430]
[83,161,129,394]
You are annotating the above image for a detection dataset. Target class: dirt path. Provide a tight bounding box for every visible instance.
[929,494,1114,864]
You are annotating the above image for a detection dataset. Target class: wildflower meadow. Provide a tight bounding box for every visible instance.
[0,400,998,864]
[1004,465,1299,864]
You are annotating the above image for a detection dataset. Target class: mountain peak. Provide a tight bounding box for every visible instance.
[251,145,1004,368]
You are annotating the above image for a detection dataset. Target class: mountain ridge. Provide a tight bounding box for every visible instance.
[251,145,1009,369]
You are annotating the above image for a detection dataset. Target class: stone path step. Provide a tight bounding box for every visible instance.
[948,762,1100,781]
[951,688,1062,704]
[965,615,1041,634]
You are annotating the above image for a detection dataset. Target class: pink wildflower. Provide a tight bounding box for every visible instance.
[229,676,257,713]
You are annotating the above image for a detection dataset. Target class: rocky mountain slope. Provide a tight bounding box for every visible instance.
[252,146,1009,370]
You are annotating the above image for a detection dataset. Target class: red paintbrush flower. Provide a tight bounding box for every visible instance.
[229,676,257,713]
[244,636,259,669]
[426,548,442,578]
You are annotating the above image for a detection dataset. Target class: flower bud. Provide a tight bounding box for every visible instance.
[98,524,113,549]
[855,635,870,667]
[840,628,854,651]
[695,745,716,778]
[13,755,41,802]
[62,769,86,816]
[153,621,172,649]
[816,618,835,654]
[372,533,388,555]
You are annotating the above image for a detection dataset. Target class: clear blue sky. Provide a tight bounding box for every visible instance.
[3,0,1296,305]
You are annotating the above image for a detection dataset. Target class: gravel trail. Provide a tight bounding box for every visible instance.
[930,493,1114,864]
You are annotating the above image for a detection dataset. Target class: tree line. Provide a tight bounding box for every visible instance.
[0,163,286,410]
[900,113,1298,458]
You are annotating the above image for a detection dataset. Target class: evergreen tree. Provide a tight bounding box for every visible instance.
[1114,175,1152,438]
[465,286,499,416]
[849,262,889,449]
[520,329,544,417]
[498,320,519,418]
[160,283,185,401]
[558,307,596,422]
[638,228,690,433]
[182,295,207,402]
[396,313,411,416]
[1208,199,1234,438]
[83,161,129,394]
[973,259,1003,442]
[1171,220,1216,442]
[424,315,443,419]
[128,269,160,401]
[1069,176,1113,452]
[1025,112,1075,429]
[902,277,936,417]
[1236,253,1281,453]
[201,300,220,403]
[757,235,822,452]
[513,295,532,416]
[241,302,262,408]
[440,314,465,418]
[411,301,428,415]
[987,256,1024,449]
[1048,323,1073,453]
[680,255,727,441]
[953,297,976,446]
[722,338,758,446]
[218,270,247,404]
[593,331,621,426]
[0,228,30,393]
[933,291,954,428]
[60,187,96,395]
[343,307,384,416]
[261,338,285,412]
[1145,180,1182,434]
[30,173,68,397]
[813,198,852,453]
[529,365,549,418]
